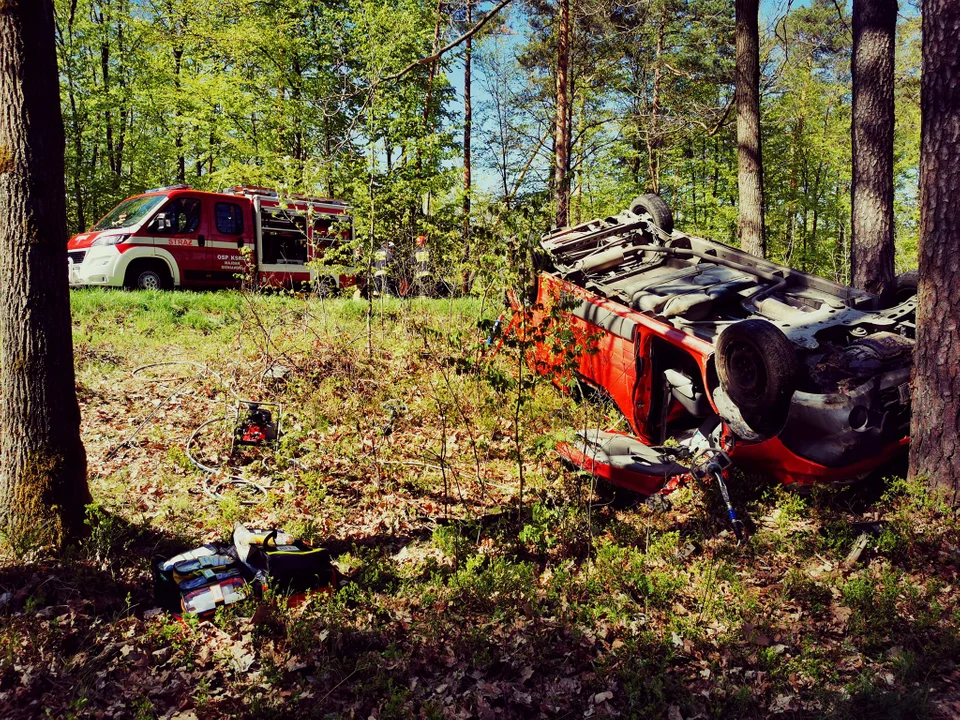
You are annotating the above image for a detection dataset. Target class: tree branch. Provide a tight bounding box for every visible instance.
[382,0,514,83]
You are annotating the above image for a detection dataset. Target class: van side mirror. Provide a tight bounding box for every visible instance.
[151,212,172,231]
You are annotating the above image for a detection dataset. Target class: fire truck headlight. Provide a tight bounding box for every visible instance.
[91,233,129,247]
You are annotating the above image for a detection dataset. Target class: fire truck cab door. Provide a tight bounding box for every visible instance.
[150,195,210,282]
[208,199,252,285]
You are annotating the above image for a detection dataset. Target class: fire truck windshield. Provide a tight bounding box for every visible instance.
[92,194,166,231]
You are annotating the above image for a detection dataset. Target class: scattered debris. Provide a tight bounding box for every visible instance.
[842,532,872,570]
[154,524,335,619]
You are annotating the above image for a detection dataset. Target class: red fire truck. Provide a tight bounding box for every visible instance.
[67,185,354,291]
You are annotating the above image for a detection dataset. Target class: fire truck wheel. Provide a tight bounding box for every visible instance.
[125,261,172,291]
[716,319,798,435]
[628,193,674,234]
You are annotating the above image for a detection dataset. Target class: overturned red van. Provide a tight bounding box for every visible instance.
[512,194,917,494]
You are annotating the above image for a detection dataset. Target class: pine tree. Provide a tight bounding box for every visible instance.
[735,0,765,257]
[909,0,960,499]
[851,0,897,295]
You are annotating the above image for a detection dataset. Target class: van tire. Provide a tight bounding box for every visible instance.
[879,270,918,308]
[629,193,674,234]
[125,260,172,291]
[716,319,798,435]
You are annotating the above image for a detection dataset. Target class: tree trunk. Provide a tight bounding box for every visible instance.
[0,0,90,545]
[909,0,960,500]
[62,0,86,232]
[647,21,665,194]
[97,3,116,179]
[174,45,185,184]
[324,124,334,197]
[851,0,897,296]
[462,0,472,256]
[423,0,444,130]
[735,0,765,257]
[554,0,571,228]
[114,0,128,180]
[573,91,585,225]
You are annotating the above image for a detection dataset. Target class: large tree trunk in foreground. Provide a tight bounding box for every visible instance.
[0,0,90,545]
[909,0,960,501]
[851,0,897,296]
[553,0,571,228]
[735,0,765,258]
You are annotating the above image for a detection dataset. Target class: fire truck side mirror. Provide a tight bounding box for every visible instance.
[150,212,172,232]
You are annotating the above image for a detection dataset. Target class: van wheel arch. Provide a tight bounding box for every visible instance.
[124,258,173,290]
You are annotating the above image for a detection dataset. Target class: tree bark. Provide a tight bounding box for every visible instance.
[735,0,765,257]
[60,0,87,232]
[0,0,90,545]
[463,0,472,253]
[851,0,897,296]
[173,45,185,184]
[553,0,571,228]
[909,0,960,501]
[647,21,665,195]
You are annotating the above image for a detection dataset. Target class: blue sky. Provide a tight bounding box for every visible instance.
[437,0,870,194]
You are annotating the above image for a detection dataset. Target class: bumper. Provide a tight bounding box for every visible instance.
[777,368,912,468]
[731,435,909,487]
[68,247,125,287]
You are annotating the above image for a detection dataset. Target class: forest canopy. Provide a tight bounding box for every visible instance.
[55,0,921,281]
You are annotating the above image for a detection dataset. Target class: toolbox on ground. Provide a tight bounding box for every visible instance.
[152,524,336,619]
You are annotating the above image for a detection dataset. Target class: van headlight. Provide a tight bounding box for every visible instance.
[91,233,130,246]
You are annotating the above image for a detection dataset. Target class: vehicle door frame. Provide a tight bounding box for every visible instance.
[206,196,253,286]
[149,192,210,285]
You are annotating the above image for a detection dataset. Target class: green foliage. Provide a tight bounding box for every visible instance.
[56,0,922,296]
[83,503,131,568]
[517,501,577,552]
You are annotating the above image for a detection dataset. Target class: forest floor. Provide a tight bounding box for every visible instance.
[1,289,959,719]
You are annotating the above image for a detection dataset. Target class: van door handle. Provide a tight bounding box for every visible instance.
[198,234,206,247]
[237,238,244,249]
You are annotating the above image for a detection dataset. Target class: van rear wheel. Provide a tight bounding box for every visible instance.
[629,193,674,234]
[879,270,918,308]
[125,261,172,290]
[716,319,799,436]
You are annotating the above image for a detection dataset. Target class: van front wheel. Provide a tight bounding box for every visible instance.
[125,261,172,290]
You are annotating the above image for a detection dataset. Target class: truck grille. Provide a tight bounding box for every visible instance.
[68,250,86,264]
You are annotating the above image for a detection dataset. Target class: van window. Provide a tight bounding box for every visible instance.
[154,197,201,234]
[215,202,244,235]
[93,195,165,231]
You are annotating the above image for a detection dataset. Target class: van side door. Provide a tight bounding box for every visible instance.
[208,199,252,286]
[150,195,208,285]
